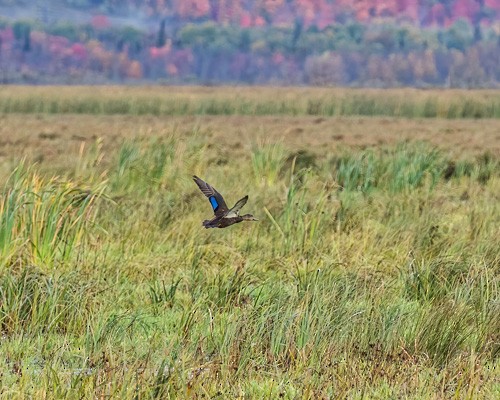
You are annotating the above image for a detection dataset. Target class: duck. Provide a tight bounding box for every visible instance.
[193,175,258,229]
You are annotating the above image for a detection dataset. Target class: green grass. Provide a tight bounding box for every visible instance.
[1,86,500,118]
[0,109,499,398]
[0,164,105,269]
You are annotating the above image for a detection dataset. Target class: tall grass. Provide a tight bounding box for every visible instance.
[0,117,499,397]
[0,86,499,118]
[111,135,206,194]
[0,164,104,269]
[251,141,288,187]
[0,268,97,336]
[331,143,446,193]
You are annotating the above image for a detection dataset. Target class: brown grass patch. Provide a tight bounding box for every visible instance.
[1,114,498,172]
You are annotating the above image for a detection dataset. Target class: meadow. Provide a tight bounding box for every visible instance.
[0,87,499,398]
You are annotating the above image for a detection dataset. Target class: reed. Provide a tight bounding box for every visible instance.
[0,164,105,269]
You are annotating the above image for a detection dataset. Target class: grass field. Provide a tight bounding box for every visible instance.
[1,86,500,119]
[0,87,499,398]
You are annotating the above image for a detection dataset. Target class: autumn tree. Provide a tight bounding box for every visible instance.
[305,52,346,85]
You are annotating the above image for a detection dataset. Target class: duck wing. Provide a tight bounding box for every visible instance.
[225,195,248,218]
[193,176,229,217]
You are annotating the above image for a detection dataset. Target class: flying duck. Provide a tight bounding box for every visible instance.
[193,175,258,229]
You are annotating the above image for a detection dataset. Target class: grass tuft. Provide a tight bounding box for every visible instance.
[0,164,105,269]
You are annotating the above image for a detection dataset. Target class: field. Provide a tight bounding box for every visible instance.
[0,86,499,398]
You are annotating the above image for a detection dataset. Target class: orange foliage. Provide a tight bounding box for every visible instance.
[91,15,110,30]
[218,0,244,23]
[240,12,252,27]
[87,40,113,71]
[263,0,284,14]
[175,0,210,18]
[127,60,143,79]
[166,63,178,75]
[149,42,171,59]
[74,0,499,27]
[254,16,266,26]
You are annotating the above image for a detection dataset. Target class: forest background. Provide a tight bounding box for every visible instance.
[0,0,499,86]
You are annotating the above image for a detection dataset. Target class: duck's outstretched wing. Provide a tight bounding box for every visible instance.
[193,176,229,217]
[225,195,248,218]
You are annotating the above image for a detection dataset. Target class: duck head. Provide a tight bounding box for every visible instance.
[242,214,258,221]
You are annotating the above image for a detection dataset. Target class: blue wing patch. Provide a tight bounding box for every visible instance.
[209,196,219,211]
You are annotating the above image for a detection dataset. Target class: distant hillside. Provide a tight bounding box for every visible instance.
[1,0,497,28]
[0,0,498,86]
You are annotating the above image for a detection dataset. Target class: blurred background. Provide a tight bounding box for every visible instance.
[0,0,499,86]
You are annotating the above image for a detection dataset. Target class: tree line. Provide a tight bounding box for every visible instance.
[0,16,498,86]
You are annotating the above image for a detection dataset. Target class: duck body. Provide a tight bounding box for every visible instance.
[193,176,258,229]
[203,216,245,229]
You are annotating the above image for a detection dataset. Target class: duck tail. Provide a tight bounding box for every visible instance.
[202,220,214,228]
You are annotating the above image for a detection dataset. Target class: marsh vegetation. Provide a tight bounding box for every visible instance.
[0,87,499,398]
